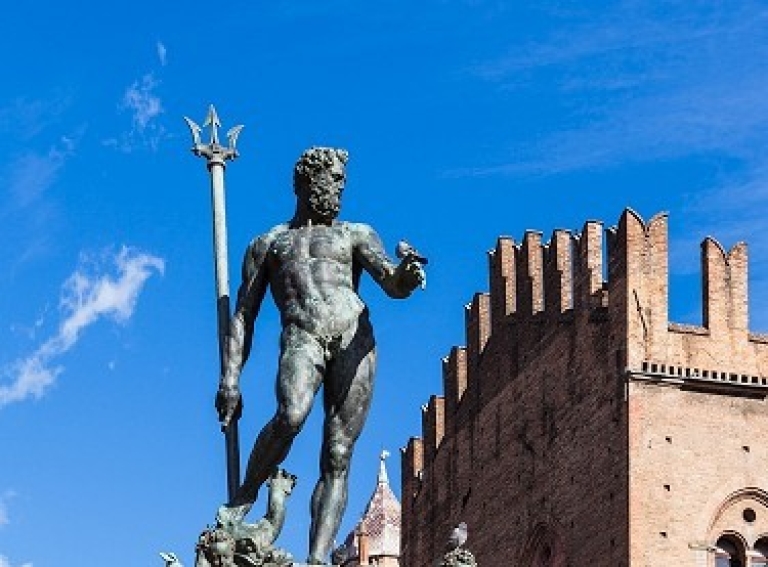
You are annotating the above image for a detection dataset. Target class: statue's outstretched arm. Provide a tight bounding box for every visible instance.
[353,224,425,299]
[217,236,270,426]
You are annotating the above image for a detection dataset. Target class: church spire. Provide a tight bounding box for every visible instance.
[332,448,402,564]
[378,449,390,485]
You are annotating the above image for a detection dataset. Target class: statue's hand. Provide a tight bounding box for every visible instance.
[216,383,242,428]
[394,240,427,292]
[395,257,427,292]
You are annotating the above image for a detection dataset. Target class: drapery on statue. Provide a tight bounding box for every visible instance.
[215,147,426,564]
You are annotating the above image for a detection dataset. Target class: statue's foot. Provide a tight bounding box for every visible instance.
[229,518,272,547]
[266,546,293,565]
[216,502,251,528]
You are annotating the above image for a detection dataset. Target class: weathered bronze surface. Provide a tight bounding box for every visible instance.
[215,147,425,565]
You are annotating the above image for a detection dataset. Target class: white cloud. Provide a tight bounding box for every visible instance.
[107,73,167,152]
[0,555,32,567]
[123,74,163,131]
[0,247,164,407]
[157,41,167,66]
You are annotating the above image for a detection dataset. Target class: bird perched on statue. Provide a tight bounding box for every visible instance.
[395,240,428,265]
[159,552,183,567]
[447,522,468,550]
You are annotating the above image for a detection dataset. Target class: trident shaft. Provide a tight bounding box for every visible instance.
[184,105,244,502]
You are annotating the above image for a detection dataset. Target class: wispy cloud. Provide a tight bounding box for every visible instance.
[476,3,750,79]
[0,556,32,567]
[0,491,16,527]
[463,1,768,176]
[123,73,163,131]
[0,494,30,567]
[5,137,75,211]
[661,162,768,330]
[454,1,768,329]
[0,247,164,407]
[0,95,71,141]
[157,41,167,66]
[0,131,82,271]
[105,72,167,152]
[9,307,48,341]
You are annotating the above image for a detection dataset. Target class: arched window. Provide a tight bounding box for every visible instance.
[715,535,746,567]
[519,523,565,567]
[750,537,768,567]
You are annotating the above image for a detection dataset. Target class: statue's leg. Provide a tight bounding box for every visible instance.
[307,323,376,563]
[233,327,325,508]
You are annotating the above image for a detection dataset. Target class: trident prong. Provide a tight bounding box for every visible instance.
[183,116,203,150]
[184,105,244,166]
[204,105,221,145]
[227,125,245,153]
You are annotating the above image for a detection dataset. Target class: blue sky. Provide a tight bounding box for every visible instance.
[3,1,768,565]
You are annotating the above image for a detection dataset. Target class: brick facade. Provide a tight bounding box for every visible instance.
[401,210,768,567]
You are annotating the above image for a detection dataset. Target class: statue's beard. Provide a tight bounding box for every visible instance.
[307,190,340,220]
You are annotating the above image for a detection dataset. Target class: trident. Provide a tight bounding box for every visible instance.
[184,105,244,502]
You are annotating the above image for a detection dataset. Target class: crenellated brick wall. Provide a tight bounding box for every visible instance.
[401,209,768,567]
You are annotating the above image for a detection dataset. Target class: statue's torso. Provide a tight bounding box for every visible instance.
[266,222,368,338]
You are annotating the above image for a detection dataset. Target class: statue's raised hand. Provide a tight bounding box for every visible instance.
[216,383,242,429]
[395,258,426,292]
[395,240,428,292]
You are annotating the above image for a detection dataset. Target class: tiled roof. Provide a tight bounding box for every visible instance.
[334,452,401,563]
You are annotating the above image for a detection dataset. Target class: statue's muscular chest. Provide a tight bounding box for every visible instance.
[268,224,353,268]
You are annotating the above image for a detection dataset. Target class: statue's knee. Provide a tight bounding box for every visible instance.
[326,442,352,475]
[275,408,306,436]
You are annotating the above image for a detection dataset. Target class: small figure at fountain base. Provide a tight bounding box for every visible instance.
[196,469,297,567]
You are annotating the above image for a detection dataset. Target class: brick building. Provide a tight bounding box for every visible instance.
[401,209,768,566]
